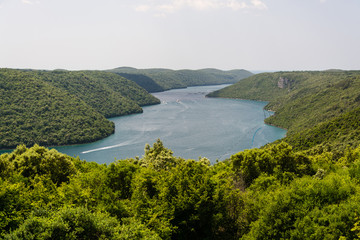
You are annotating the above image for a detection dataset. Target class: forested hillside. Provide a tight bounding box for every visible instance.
[0,69,160,149]
[208,71,360,152]
[109,67,253,91]
[2,140,360,239]
[38,70,160,117]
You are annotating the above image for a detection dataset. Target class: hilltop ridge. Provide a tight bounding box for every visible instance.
[109,67,253,91]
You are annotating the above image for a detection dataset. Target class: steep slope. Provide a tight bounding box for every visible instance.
[82,71,160,107]
[285,106,360,151]
[0,69,114,148]
[109,67,253,90]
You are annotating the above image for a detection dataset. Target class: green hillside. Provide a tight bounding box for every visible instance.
[0,69,114,148]
[109,67,253,90]
[285,106,360,152]
[208,71,360,151]
[82,71,160,107]
[0,69,160,149]
[39,70,160,117]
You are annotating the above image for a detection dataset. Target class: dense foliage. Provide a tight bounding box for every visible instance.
[286,106,360,152]
[36,70,160,117]
[0,69,160,149]
[208,71,360,152]
[2,140,360,239]
[109,67,253,90]
[0,69,115,148]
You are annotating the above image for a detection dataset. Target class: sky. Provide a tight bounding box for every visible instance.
[0,0,359,72]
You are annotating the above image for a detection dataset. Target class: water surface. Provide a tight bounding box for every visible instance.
[56,85,286,164]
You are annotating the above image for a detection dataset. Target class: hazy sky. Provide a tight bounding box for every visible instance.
[0,0,359,71]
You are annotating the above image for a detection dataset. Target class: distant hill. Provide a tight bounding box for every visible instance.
[117,73,165,93]
[109,67,253,91]
[0,69,160,149]
[208,71,360,151]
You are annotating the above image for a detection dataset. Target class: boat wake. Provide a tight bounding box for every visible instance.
[81,140,133,154]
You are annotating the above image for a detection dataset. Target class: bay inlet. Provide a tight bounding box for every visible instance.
[55,84,286,164]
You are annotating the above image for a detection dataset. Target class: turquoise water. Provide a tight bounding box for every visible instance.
[54,84,286,164]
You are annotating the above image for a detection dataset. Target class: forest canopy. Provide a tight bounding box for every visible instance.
[2,139,360,239]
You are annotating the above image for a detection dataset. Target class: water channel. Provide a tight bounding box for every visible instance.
[55,84,286,164]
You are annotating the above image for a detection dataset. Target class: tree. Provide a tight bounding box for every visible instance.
[140,139,183,171]
[8,145,77,186]
[231,142,313,186]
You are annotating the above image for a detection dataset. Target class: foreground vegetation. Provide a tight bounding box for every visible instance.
[2,140,360,239]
